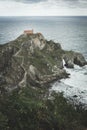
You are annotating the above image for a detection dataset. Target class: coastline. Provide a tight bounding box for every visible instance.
[0,33,87,130]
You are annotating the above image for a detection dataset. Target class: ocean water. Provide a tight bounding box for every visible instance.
[0,16,87,105]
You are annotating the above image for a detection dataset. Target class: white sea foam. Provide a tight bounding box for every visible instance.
[51,64,87,106]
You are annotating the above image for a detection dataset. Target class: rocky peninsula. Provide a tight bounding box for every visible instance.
[0,33,87,130]
[0,33,87,93]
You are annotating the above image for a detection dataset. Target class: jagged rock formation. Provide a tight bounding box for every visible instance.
[0,33,87,93]
[63,51,87,68]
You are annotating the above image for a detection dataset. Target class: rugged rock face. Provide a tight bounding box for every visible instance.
[0,33,87,93]
[63,51,87,68]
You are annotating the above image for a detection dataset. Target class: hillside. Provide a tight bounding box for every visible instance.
[0,33,87,130]
[0,33,86,93]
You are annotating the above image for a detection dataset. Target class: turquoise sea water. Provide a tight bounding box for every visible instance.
[0,16,87,105]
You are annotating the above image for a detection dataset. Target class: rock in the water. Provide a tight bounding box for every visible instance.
[74,52,87,66]
[63,51,87,68]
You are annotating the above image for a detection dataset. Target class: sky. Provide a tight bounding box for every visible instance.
[0,0,87,16]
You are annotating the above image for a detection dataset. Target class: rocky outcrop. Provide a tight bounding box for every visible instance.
[0,33,86,93]
[74,52,87,66]
[63,51,87,68]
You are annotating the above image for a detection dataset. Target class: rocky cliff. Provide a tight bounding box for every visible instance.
[0,33,87,93]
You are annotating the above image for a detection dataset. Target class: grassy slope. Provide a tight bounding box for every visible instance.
[0,86,87,130]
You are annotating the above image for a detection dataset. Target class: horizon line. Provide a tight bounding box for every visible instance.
[0,15,87,17]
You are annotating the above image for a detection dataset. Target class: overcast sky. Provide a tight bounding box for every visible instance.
[0,0,87,16]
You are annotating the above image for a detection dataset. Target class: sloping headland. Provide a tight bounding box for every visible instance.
[0,33,87,130]
[0,33,86,92]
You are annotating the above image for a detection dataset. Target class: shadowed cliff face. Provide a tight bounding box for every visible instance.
[0,33,87,93]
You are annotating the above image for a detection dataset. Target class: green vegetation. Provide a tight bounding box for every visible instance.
[0,34,87,130]
[0,86,87,130]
